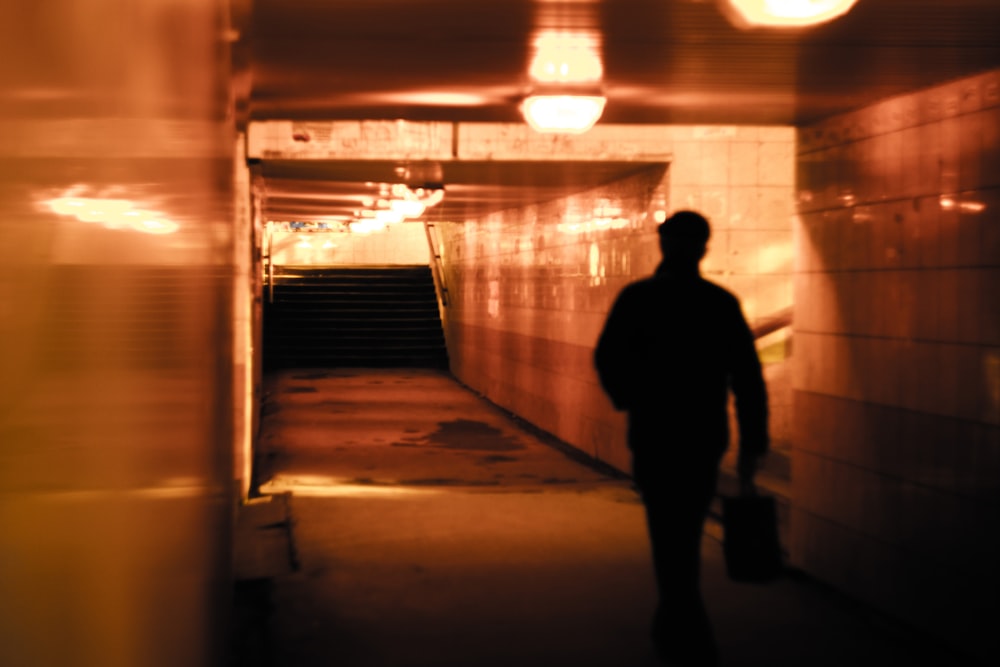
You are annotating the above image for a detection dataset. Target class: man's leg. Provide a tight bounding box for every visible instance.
[641,462,720,666]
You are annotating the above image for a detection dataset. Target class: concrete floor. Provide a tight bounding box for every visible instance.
[233,369,971,667]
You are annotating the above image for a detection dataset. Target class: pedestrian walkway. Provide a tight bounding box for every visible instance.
[232,369,970,667]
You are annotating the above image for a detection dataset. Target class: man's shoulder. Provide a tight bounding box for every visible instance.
[648,274,740,300]
[615,276,659,300]
[623,275,659,290]
[616,274,741,309]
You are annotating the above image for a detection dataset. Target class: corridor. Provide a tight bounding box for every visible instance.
[3,2,998,665]
[232,369,964,667]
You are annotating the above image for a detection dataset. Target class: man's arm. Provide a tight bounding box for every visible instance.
[594,288,638,411]
[728,300,769,487]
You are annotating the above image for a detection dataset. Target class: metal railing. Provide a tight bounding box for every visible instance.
[750,306,793,340]
[264,222,275,304]
[424,221,450,310]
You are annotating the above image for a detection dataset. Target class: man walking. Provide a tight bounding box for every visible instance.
[594,210,769,667]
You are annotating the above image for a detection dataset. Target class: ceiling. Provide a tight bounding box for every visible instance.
[237,0,1000,224]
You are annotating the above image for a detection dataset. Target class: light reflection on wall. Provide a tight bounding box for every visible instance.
[556,198,631,236]
[757,239,795,274]
[43,191,180,235]
[939,195,987,213]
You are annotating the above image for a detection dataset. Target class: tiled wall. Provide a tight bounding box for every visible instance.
[793,69,1000,660]
[437,125,795,474]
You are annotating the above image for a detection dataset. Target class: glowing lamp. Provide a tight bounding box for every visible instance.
[389,198,426,218]
[350,219,387,234]
[529,32,603,84]
[523,30,606,134]
[723,0,859,27]
[373,209,405,224]
[521,94,606,134]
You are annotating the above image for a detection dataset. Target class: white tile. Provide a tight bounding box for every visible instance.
[759,140,795,186]
[728,142,759,186]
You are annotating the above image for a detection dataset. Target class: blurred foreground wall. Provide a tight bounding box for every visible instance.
[0,2,236,666]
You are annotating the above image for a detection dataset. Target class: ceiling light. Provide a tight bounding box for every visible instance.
[373,209,406,224]
[722,0,859,27]
[389,199,426,218]
[523,30,606,134]
[521,94,606,134]
[350,219,387,234]
[529,32,603,84]
[387,182,445,219]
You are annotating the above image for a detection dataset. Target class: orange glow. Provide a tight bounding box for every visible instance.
[940,195,987,213]
[723,0,859,27]
[557,216,628,235]
[261,474,444,498]
[589,242,600,277]
[412,186,445,209]
[521,94,606,134]
[365,183,445,223]
[529,32,603,84]
[524,30,606,134]
[350,218,388,234]
[386,183,444,218]
[557,199,629,234]
[378,91,493,106]
[43,193,180,234]
[126,214,180,235]
[373,209,406,224]
[389,198,426,218]
[757,240,795,273]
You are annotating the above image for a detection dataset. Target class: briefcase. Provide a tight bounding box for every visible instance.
[721,492,782,583]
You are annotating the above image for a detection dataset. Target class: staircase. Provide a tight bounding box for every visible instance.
[263,265,449,369]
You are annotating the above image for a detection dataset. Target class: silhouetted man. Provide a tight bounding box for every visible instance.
[594,210,768,667]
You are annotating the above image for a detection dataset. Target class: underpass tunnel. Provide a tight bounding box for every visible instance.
[1,1,998,665]
[249,104,998,662]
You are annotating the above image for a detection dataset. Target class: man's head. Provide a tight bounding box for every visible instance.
[657,210,710,267]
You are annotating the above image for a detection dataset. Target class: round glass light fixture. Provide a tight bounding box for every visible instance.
[523,29,606,134]
[529,32,603,84]
[723,0,859,27]
[521,94,607,134]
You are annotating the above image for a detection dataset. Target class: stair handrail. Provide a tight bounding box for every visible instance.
[424,222,450,309]
[264,222,274,304]
[750,306,793,340]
